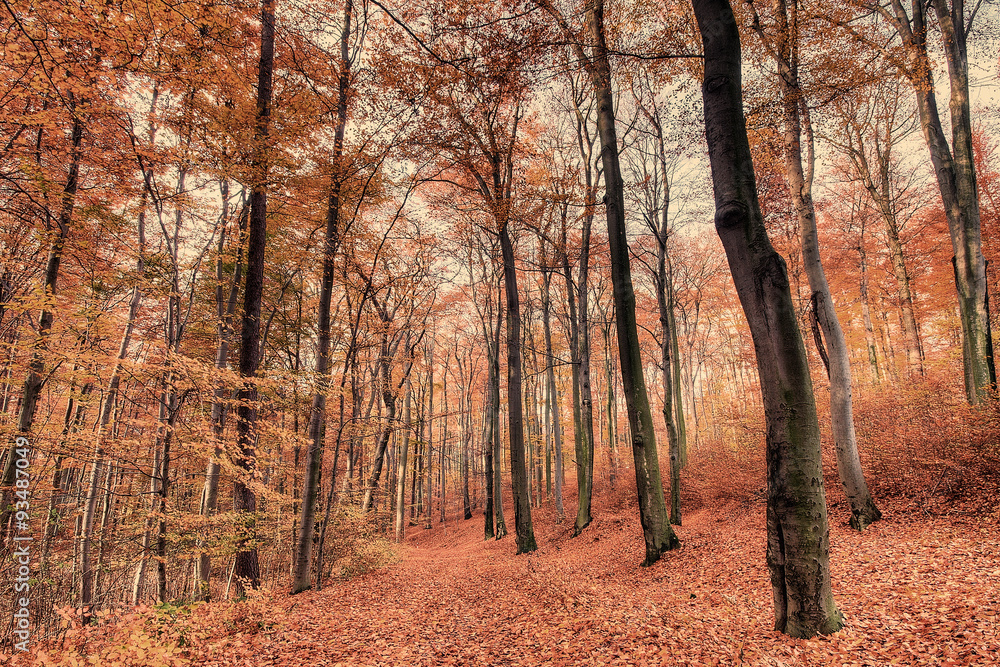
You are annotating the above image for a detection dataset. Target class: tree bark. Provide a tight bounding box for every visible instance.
[693,0,843,637]
[197,193,246,600]
[877,0,994,401]
[844,122,923,376]
[292,0,352,593]
[232,0,275,594]
[583,0,679,564]
[395,381,411,542]
[0,111,84,535]
[500,223,537,554]
[747,0,881,530]
[541,267,565,519]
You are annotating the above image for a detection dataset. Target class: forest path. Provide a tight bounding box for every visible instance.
[232,495,1000,666]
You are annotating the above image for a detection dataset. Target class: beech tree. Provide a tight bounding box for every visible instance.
[743,0,881,530]
[541,0,680,564]
[693,0,843,636]
[852,0,995,403]
[231,0,276,594]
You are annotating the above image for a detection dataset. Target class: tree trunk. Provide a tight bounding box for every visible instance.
[197,192,246,601]
[232,0,275,594]
[584,0,678,564]
[755,0,880,529]
[292,0,352,593]
[499,223,536,554]
[693,0,842,637]
[856,220,881,383]
[541,268,565,519]
[881,0,994,401]
[395,382,411,542]
[0,112,83,535]
[490,288,507,538]
[845,122,924,377]
[424,347,434,528]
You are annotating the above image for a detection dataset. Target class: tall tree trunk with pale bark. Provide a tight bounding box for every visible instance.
[871,0,994,402]
[746,0,881,530]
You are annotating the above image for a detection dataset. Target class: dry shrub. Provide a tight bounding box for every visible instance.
[679,375,1000,515]
[852,377,1000,505]
[320,505,398,580]
[681,398,767,513]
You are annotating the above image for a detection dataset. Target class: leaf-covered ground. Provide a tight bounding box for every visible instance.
[21,491,1000,666]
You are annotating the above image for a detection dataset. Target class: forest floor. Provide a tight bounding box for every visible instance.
[24,488,1000,667]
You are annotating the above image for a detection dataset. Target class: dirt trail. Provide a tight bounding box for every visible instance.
[200,494,999,666]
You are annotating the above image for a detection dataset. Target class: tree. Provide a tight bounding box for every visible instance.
[540,0,680,564]
[852,0,994,403]
[231,0,276,594]
[693,0,843,636]
[744,0,881,530]
[383,1,540,552]
[292,0,356,596]
[828,79,926,378]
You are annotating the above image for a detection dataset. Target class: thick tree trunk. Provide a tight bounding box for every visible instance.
[694,0,842,637]
[499,224,536,554]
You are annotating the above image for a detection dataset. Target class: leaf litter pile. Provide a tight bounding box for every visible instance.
[25,490,1000,666]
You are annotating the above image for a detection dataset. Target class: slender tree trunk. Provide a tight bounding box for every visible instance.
[668,277,688,467]
[155,396,180,603]
[881,0,993,401]
[395,382,411,542]
[752,0,880,528]
[232,0,275,594]
[694,0,842,636]
[440,354,448,523]
[424,346,434,528]
[584,0,678,564]
[490,288,507,538]
[541,268,565,519]
[846,127,924,376]
[656,232,682,527]
[856,224,881,383]
[80,143,146,620]
[292,0,352,593]
[197,193,246,601]
[461,370,472,520]
[0,113,84,534]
